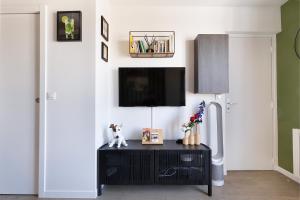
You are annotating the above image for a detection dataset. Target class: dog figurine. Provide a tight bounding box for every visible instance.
[109,124,128,148]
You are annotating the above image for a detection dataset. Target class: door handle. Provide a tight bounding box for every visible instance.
[227,102,237,106]
[35,97,40,103]
[226,101,237,112]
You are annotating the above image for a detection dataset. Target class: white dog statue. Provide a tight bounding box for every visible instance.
[109,124,128,148]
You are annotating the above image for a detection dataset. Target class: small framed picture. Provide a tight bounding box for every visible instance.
[142,128,163,145]
[101,16,109,41]
[57,11,82,41]
[101,42,108,62]
[142,128,151,142]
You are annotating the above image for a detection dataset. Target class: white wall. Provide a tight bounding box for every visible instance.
[45,1,96,197]
[109,5,281,141]
[1,0,98,198]
[95,0,111,150]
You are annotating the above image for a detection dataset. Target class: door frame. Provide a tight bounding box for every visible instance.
[226,34,278,171]
[0,5,48,197]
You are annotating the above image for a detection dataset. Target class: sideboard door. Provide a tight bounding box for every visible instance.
[155,150,209,185]
[129,150,155,184]
[98,150,155,185]
[98,151,130,184]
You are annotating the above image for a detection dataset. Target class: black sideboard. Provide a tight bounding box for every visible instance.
[97,140,212,196]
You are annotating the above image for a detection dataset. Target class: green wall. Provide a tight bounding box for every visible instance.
[277,0,300,172]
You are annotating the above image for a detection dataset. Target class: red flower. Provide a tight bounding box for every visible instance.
[190,116,195,122]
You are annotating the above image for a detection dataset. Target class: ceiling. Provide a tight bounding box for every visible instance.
[110,0,288,6]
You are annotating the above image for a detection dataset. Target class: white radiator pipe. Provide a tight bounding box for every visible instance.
[293,129,300,178]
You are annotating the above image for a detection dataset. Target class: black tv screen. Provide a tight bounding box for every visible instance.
[119,67,185,107]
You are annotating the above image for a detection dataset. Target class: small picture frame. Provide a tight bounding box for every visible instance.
[101,16,109,41]
[142,128,163,145]
[101,42,108,62]
[57,11,82,41]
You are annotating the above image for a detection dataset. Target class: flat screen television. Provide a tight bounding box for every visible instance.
[119,67,185,107]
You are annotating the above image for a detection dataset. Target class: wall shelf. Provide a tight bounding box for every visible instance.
[129,31,175,58]
[129,52,175,58]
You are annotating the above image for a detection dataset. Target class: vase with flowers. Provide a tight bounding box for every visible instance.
[182,101,205,145]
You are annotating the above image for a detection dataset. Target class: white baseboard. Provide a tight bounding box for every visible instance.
[292,129,300,177]
[274,165,300,184]
[39,190,97,199]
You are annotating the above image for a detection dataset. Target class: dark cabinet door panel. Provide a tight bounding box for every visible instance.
[128,150,154,184]
[155,150,209,185]
[98,150,155,184]
[99,151,130,184]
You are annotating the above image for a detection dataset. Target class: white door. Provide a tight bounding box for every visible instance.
[226,36,273,170]
[0,14,39,194]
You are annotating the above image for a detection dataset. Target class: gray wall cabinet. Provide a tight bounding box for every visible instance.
[194,34,229,94]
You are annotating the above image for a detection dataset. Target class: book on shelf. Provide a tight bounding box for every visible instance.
[139,40,146,53]
[129,34,135,53]
[131,40,146,53]
[137,41,142,53]
[153,36,174,53]
[153,40,170,53]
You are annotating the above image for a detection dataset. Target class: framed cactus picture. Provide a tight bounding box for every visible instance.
[57,11,82,41]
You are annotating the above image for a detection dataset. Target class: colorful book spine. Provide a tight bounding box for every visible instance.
[129,34,135,53]
[141,41,147,53]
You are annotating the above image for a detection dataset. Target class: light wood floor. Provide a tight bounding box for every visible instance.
[1,171,299,200]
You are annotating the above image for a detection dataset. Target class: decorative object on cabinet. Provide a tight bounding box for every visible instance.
[57,11,82,41]
[101,16,109,41]
[183,133,189,145]
[108,124,128,148]
[194,34,228,93]
[101,42,108,62]
[142,128,163,144]
[97,140,212,196]
[182,101,205,145]
[129,31,175,58]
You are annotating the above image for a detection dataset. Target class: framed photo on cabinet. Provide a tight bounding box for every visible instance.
[142,128,163,145]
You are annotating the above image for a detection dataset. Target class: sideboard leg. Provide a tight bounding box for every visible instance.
[98,189,102,196]
[208,184,212,196]
[208,148,212,196]
[98,184,104,196]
